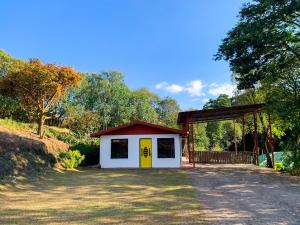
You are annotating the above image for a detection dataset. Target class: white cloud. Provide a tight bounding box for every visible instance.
[154,81,168,89]
[165,84,185,93]
[186,80,204,97]
[155,80,204,96]
[208,83,236,96]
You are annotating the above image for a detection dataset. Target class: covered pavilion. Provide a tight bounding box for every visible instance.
[177,104,275,168]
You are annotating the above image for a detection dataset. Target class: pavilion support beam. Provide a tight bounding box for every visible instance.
[253,112,259,165]
[181,116,191,161]
[242,116,246,152]
[187,129,191,162]
[191,123,196,168]
[268,113,275,168]
[234,119,237,155]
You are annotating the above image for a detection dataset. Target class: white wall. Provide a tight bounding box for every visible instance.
[99,134,181,168]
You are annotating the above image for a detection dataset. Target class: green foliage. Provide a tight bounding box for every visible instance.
[0,55,82,138]
[274,162,285,171]
[216,0,300,168]
[193,123,209,150]
[0,95,20,118]
[199,95,242,151]
[215,0,299,89]
[203,94,232,109]
[0,118,36,132]
[58,150,85,169]
[67,71,181,133]
[0,50,26,77]
[73,143,99,166]
[157,97,181,128]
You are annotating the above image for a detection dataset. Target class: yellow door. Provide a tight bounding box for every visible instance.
[140,138,152,168]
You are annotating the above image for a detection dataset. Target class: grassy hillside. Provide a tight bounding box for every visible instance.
[0,119,72,182]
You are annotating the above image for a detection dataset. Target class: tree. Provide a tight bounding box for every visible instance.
[74,71,133,130]
[130,88,160,124]
[215,0,300,167]
[0,50,26,77]
[215,0,299,89]
[0,59,82,138]
[157,97,181,128]
[203,95,240,150]
[203,94,232,109]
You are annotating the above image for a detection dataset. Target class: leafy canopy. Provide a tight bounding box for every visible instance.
[0,58,82,137]
[215,0,300,89]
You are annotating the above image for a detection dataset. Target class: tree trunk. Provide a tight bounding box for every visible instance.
[37,101,45,139]
[258,113,273,168]
[37,113,45,139]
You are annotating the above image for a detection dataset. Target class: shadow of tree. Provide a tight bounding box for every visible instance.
[0,131,56,179]
[0,169,205,225]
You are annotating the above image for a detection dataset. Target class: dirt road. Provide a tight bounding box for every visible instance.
[189,164,300,225]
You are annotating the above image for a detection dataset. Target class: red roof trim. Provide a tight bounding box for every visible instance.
[90,120,186,137]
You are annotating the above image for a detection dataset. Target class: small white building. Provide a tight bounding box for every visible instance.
[90,121,186,168]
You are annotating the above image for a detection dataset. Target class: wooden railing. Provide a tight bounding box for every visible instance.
[188,151,253,164]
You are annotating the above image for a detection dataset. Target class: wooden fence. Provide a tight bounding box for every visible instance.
[188,151,253,164]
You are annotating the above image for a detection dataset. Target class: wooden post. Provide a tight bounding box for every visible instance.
[191,123,196,168]
[234,119,237,155]
[268,113,275,168]
[181,116,191,161]
[242,116,246,152]
[253,112,259,165]
[187,129,191,162]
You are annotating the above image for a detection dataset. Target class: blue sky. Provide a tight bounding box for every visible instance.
[0,0,246,110]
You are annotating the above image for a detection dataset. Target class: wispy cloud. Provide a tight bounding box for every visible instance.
[208,83,236,96]
[155,80,204,96]
[186,80,204,96]
[154,81,168,89]
[165,84,185,93]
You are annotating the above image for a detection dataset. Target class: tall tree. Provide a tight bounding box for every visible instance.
[130,88,160,124]
[0,50,26,77]
[0,59,82,137]
[216,0,300,167]
[215,0,299,89]
[157,97,181,128]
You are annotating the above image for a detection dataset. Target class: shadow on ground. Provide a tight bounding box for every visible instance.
[188,164,300,225]
[0,168,204,225]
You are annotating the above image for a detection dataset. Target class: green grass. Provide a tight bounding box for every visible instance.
[0,118,36,132]
[0,118,69,135]
[0,168,204,225]
[0,118,79,144]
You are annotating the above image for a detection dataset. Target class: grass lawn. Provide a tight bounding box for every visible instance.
[0,168,204,225]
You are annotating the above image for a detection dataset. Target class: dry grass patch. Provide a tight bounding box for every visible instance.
[0,168,204,225]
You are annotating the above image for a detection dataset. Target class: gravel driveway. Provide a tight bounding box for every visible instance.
[188,164,300,225]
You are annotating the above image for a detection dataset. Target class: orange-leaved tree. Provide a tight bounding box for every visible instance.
[0,59,82,138]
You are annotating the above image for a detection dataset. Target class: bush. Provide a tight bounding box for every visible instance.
[58,150,85,169]
[72,143,99,166]
[288,168,300,176]
[274,162,285,171]
[0,95,27,121]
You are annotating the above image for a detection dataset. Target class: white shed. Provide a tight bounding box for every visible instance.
[90,121,186,168]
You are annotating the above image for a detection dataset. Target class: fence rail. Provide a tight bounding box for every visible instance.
[188,151,253,164]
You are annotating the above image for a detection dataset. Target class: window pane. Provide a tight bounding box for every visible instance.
[157,138,175,158]
[111,139,128,158]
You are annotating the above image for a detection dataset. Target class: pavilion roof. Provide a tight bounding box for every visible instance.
[177,103,264,124]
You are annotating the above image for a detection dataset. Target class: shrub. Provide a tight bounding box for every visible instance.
[58,150,85,169]
[0,95,27,121]
[274,162,285,171]
[288,168,300,176]
[73,143,99,166]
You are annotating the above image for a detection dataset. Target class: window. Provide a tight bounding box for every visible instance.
[157,138,175,158]
[111,139,128,159]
